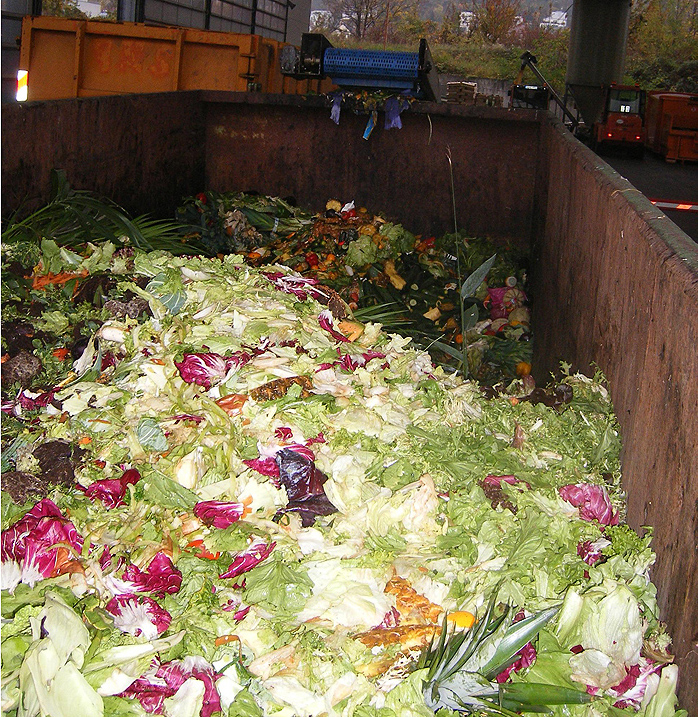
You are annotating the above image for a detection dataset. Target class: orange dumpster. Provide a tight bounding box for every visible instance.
[645,91,698,163]
[18,16,329,101]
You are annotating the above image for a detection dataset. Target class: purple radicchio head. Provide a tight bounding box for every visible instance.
[1,498,84,592]
[559,483,619,526]
[106,594,172,640]
[120,552,182,598]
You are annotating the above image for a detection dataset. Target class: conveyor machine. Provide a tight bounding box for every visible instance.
[280,33,441,102]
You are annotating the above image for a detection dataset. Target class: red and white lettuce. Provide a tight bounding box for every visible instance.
[105,594,172,640]
[1,499,83,592]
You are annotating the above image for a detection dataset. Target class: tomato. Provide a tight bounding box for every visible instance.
[305,252,320,268]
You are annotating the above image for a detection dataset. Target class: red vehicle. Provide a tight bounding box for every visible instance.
[593,83,647,156]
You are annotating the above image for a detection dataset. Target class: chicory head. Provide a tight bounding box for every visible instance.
[559,483,619,526]
[193,500,248,529]
[106,594,172,640]
[121,552,182,598]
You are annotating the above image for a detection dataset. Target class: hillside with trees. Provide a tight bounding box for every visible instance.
[310,0,698,93]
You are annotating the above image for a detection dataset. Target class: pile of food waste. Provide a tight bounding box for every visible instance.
[0,229,686,717]
[175,192,533,383]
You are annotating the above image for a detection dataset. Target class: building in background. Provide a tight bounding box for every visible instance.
[540,10,567,30]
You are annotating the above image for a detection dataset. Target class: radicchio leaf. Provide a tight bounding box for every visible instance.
[608,659,661,709]
[317,309,350,343]
[577,537,611,566]
[106,594,172,640]
[221,596,251,622]
[495,641,537,683]
[559,483,619,526]
[175,351,249,389]
[80,468,141,509]
[121,552,182,597]
[262,272,329,303]
[120,657,221,717]
[243,456,280,478]
[275,448,337,526]
[193,500,248,529]
[219,538,276,580]
[1,499,84,590]
[2,388,59,417]
[494,610,538,683]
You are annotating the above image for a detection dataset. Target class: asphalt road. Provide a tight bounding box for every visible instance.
[600,149,698,242]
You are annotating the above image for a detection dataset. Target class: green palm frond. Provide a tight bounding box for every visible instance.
[239,207,313,238]
[352,302,411,327]
[2,170,199,255]
[416,590,590,715]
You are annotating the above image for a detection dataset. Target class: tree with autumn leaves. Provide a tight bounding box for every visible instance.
[312,0,696,93]
[318,0,524,42]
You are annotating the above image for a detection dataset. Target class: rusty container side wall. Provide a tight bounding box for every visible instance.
[1,92,205,219]
[202,93,543,242]
[532,117,698,710]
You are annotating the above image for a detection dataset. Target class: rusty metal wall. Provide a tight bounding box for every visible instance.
[532,118,698,710]
[202,93,543,242]
[1,91,206,219]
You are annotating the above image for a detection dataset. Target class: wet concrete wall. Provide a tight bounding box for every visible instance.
[532,117,698,709]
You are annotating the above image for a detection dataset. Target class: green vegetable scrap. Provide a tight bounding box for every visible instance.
[174,191,531,382]
[0,202,685,717]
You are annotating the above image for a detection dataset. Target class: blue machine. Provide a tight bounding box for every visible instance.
[280,33,440,102]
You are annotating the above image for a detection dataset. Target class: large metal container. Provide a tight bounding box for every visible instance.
[565,0,632,126]
[2,92,697,710]
[15,16,331,102]
[645,91,698,162]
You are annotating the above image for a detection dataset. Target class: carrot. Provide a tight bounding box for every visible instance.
[32,270,88,290]
[186,539,221,560]
[215,634,240,647]
[215,393,248,417]
[78,436,92,445]
[52,347,71,360]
